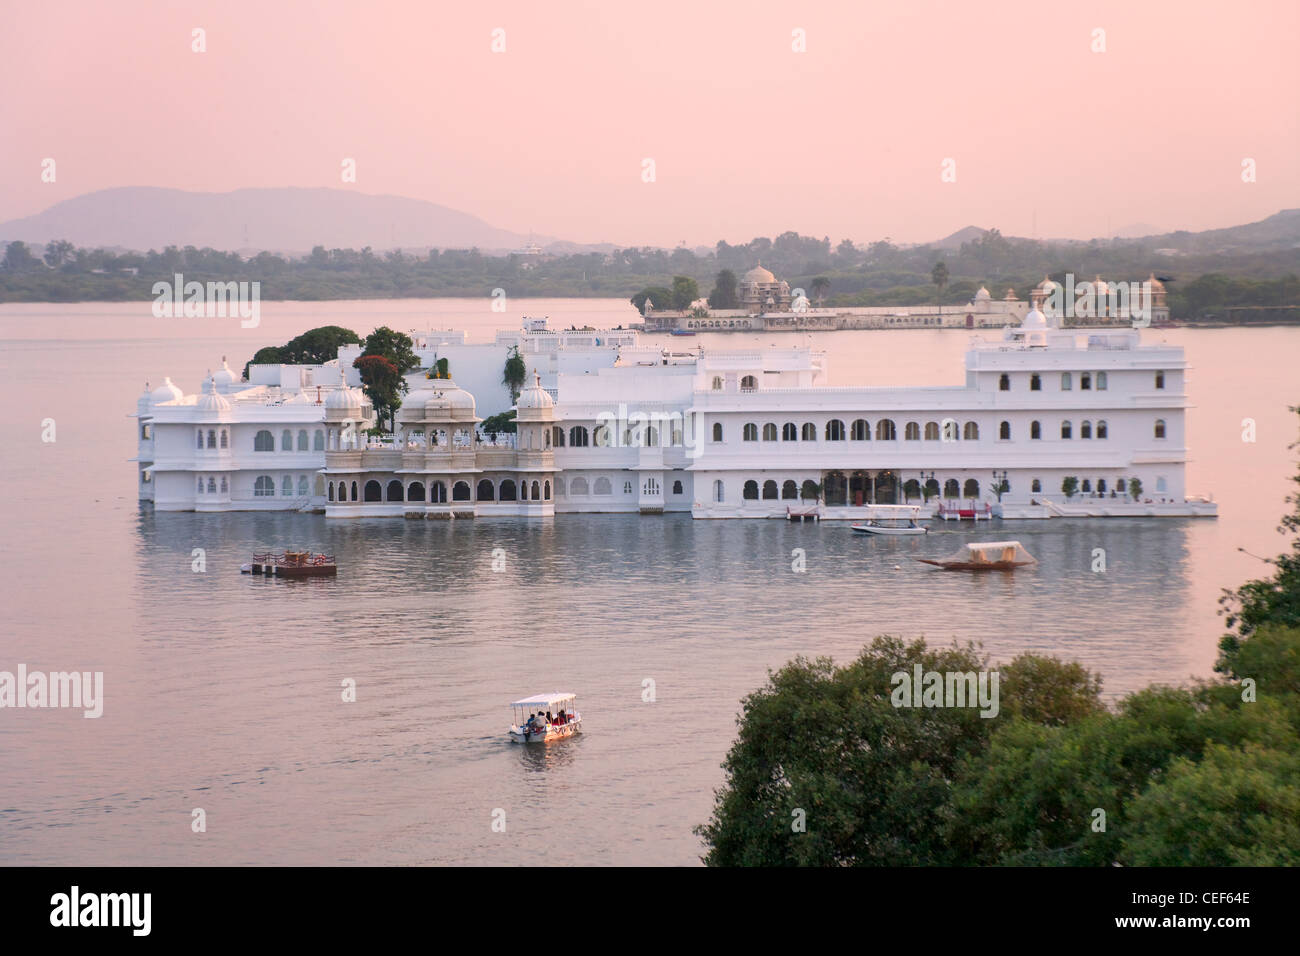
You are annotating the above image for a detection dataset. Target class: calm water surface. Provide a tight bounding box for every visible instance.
[0,299,1296,865]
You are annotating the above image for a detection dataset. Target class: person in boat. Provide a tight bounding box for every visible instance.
[524,713,539,734]
[545,711,554,726]
[557,708,567,724]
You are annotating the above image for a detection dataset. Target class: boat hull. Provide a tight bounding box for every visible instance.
[509,720,581,744]
[852,524,927,535]
[916,559,1032,571]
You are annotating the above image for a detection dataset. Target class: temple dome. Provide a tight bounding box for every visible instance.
[326,385,362,410]
[211,359,238,390]
[1021,307,1047,329]
[974,286,991,301]
[195,378,231,413]
[516,371,554,411]
[150,377,183,404]
[744,265,776,284]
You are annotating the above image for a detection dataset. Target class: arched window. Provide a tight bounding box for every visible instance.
[297,429,308,451]
[364,480,382,501]
[740,375,757,392]
[850,419,869,440]
[712,423,723,442]
[645,426,658,447]
[924,421,940,441]
[943,479,960,499]
[1096,371,1108,391]
[999,421,1011,440]
[555,477,566,497]
[671,426,682,446]
[923,478,940,499]
[499,479,517,501]
[569,477,588,496]
[220,430,229,449]
[593,477,612,496]
[876,419,897,441]
[905,422,920,441]
[328,483,335,502]
[743,480,759,500]
[594,424,612,447]
[532,481,541,500]
[298,475,309,496]
[351,481,358,501]
[452,481,471,501]
[1098,478,1107,493]
[801,479,819,500]
[206,429,216,449]
[712,376,723,391]
[762,423,777,441]
[1031,420,1041,440]
[207,476,216,493]
[569,425,589,447]
[1030,374,1041,391]
[430,481,446,503]
[801,422,817,441]
[1061,421,1073,439]
[544,481,551,500]
[1155,371,1165,389]
[196,430,204,449]
[1031,479,1042,493]
[782,422,797,441]
[553,426,565,447]
[826,419,846,441]
[254,475,275,496]
[781,480,798,499]
[1081,420,1093,439]
[963,421,979,440]
[281,429,293,451]
[220,476,228,493]
[1061,372,1072,390]
[743,423,758,441]
[1097,420,1108,439]
[1154,419,1166,439]
[1082,479,1092,493]
[1081,373,1092,391]
[762,480,778,499]
[408,482,425,502]
[313,430,324,451]
[477,479,495,501]
[999,373,1010,391]
[963,479,980,498]
[1156,476,1167,492]
[713,479,725,503]
[281,475,293,496]
[672,480,683,495]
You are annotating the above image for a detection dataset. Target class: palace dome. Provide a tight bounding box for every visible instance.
[1021,307,1047,329]
[516,371,554,411]
[325,385,362,410]
[974,286,991,301]
[211,359,238,390]
[150,377,183,404]
[195,378,231,413]
[744,265,776,284]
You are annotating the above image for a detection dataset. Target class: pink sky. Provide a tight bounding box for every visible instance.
[1,0,1297,246]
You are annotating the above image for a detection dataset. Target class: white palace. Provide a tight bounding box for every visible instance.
[132,310,1216,520]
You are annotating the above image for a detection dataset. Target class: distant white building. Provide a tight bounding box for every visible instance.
[133,311,1215,519]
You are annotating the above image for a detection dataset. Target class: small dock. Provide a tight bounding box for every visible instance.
[786,506,820,522]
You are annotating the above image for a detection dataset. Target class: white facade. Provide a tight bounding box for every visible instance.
[133,311,1216,519]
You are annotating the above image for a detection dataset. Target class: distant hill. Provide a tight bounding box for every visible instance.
[0,186,555,253]
[932,225,988,249]
[1140,209,1300,252]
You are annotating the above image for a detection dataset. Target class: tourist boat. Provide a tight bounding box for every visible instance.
[917,540,1036,571]
[509,693,582,744]
[241,550,337,578]
[851,504,928,535]
[669,328,696,336]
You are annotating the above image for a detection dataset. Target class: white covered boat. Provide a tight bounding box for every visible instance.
[509,693,582,744]
[851,504,929,535]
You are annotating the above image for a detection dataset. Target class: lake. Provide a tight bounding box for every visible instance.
[0,298,1295,865]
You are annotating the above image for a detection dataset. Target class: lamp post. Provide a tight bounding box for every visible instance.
[991,469,1008,502]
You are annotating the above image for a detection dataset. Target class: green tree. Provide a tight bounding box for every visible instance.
[361,326,419,374]
[280,325,362,365]
[931,260,949,299]
[1061,476,1079,499]
[353,354,403,431]
[480,409,517,436]
[2,241,39,272]
[707,270,739,309]
[42,239,75,269]
[502,345,526,401]
[1128,476,1143,501]
[631,287,673,313]
[810,276,830,306]
[670,275,699,311]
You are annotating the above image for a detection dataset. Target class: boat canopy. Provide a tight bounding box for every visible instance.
[864,504,923,515]
[510,693,576,708]
[947,541,1036,563]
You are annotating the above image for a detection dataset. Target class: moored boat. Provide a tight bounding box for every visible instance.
[917,540,1036,571]
[509,693,581,743]
[242,550,337,578]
